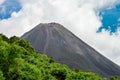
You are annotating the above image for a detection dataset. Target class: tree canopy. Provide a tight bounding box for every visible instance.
[0,34,119,80]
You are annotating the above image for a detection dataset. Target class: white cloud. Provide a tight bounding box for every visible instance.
[0,0,4,5]
[0,0,120,65]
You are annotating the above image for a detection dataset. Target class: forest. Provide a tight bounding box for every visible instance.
[0,34,119,80]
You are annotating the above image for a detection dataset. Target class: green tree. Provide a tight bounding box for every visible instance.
[110,76,120,80]
[0,34,9,42]
[0,34,113,80]
[0,70,5,80]
[9,36,20,43]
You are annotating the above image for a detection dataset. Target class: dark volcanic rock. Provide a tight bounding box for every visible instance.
[22,23,120,77]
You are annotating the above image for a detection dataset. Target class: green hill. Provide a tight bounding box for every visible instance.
[0,34,119,80]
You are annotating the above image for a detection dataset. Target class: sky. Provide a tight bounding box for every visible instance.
[0,0,120,65]
[98,4,120,33]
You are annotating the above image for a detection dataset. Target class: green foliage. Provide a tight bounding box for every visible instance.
[9,36,35,52]
[0,70,5,80]
[110,76,120,80]
[0,34,9,42]
[9,36,20,43]
[0,34,117,80]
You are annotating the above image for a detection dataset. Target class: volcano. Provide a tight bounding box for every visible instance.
[22,23,120,77]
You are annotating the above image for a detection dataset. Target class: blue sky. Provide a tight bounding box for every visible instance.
[98,4,120,33]
[0,0,120,34]
[0,0,21,20]
[0,0,120,65]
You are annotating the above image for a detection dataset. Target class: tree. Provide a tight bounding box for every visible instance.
[110,76,120,80]
[0,70,5,80]
[9,36,20,43]
[0,34,9,42]
[0,34,111,80]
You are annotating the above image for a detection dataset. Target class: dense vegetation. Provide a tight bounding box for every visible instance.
[0,34,119,80]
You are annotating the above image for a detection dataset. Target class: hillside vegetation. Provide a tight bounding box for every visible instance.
[0,34,119,80]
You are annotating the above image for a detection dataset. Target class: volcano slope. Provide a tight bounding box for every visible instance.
[22,23,120,77]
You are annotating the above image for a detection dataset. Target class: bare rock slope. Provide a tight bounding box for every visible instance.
[22,23,120,77]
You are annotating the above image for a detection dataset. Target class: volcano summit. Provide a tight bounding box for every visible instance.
[22,23,120,77]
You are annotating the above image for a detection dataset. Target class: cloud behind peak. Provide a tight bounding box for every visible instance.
[0,0,120,65]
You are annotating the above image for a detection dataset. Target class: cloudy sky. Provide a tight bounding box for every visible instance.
[0,0,120,65]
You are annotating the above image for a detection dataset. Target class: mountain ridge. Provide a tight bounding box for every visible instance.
[22,22,120,77]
